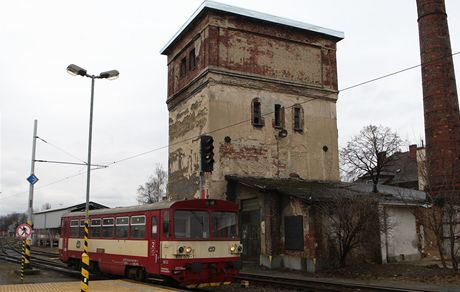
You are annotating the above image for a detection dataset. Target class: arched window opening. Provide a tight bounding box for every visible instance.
[251,98,264,127]
[293,104,304,132]
[274,104,284,128]
[189,49,196,71]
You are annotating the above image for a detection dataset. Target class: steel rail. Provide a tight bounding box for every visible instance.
[235,272,437,292]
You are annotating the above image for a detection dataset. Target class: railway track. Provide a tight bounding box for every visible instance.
[30,248,60,258]
[0,237,80,277]
[234,273,437,292]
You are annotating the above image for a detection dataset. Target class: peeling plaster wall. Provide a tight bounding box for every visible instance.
[165,9,341,200]
[219,29,322,86]
[279,197,314,258]
[168,88,210,199]
[206,82,339,198]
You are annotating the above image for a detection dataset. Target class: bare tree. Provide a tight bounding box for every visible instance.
[0,212,27,234]
[317,192,390,267]
[340,125,404,193]
[438,193,460,271]
[137,164,167,204]
[398,153,460,271]
[421,192,460,271]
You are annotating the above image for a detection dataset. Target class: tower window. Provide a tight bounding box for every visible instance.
[180,57,187,78]
[251,98,264,127]
[293,104,304,132]
[189,49,196,71]
[274,104,284,128]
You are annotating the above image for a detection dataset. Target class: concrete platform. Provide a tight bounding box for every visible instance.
[0,280,185,292]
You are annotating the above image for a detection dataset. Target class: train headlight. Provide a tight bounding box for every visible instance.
[230,244,243,254]
[185,246,192,254]
[177,246,185,254]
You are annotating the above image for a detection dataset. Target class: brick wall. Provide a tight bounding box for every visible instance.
[417,0,460,196]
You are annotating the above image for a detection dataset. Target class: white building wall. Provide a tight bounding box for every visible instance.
[381,206,420,263]
[34,209,68,229]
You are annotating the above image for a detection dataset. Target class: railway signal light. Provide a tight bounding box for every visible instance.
[200,135,215,172]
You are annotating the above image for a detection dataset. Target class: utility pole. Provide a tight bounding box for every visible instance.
[26,119,38,269]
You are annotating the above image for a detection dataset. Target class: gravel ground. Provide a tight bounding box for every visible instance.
[0,261,77,285]
[2,257,459,291]
[202,283,303,292]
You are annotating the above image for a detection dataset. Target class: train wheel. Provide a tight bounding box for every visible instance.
[89,261,99,274]
[135,268,145,281]
[126,266,145,281]
[68,259,81,271]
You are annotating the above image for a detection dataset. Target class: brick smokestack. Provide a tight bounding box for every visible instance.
[416,0,460,197]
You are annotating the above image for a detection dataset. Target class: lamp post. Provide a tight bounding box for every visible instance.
[67,64,119,292]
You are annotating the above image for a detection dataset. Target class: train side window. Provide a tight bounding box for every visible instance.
[90,219,101,238]
[131,216,146,239]
[163,211,169,238]
[79,219,86,237]
[102,218,114,238]
[116,217,129,239]
[70,220,79,237]
[151,217,158,239]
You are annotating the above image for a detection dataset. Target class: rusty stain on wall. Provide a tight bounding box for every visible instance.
[164,8,342,200]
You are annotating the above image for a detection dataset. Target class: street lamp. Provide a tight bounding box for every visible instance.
[67,64,119,292]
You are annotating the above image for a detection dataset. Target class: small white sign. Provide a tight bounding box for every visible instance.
[16,223,32,239]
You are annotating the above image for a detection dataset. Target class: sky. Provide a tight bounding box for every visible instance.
[1,0,459,215]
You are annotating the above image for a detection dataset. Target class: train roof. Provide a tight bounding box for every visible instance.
[62,199,237,218]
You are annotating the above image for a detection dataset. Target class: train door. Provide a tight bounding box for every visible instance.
[148,212,160,274]
[60,218,68,251]
[240,198,260,263]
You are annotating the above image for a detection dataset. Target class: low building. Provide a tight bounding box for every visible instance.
[356,144,426,190]
[33,202,108,247]
[226,176,425,271]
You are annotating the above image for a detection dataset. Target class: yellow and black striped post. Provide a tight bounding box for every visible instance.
[20,239,25,283]
[80,217,90,292]
[24,220,32,269]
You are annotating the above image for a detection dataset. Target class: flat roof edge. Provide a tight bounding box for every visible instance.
[160,0,344,54]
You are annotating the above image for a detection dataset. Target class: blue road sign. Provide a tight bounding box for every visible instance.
[26,174,39,185]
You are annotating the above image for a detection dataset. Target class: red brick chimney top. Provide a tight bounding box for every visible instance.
[409,144,417,160]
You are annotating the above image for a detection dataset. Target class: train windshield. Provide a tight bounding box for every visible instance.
[212,211,238,238]
[174,210,210,239]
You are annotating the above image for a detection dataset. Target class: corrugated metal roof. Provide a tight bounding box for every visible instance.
[226,175,426,205]
[63,200,176,217]
[161,0,344,54]
[33,201,108,215]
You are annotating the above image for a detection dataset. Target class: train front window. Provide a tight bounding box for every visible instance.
[212,212,238,238]
[174,210,209,239]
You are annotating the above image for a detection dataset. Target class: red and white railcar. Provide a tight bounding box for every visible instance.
[59,199,242,287]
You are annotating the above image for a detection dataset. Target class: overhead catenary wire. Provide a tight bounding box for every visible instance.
[36,136,86,164]
[108,50,460,166]
[0,167,106,201]
[1,51,458,201]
